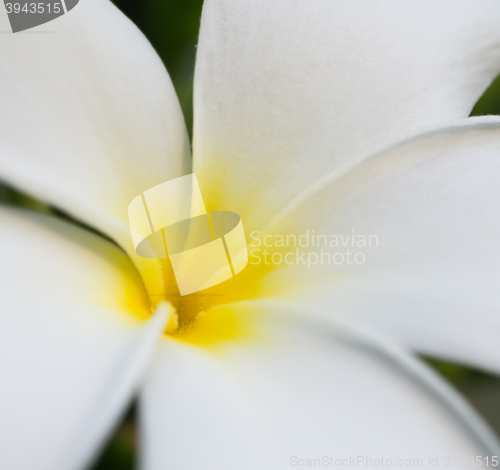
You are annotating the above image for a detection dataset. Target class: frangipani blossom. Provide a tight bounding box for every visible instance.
[1,0,500,469]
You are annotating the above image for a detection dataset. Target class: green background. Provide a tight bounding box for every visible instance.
[1,0,500,468]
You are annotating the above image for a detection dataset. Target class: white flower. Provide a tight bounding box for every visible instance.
[1,0,500,469]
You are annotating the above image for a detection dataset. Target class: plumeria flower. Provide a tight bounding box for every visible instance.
[1,0,500,469]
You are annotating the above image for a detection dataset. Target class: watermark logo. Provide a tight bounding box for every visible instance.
[249,230,379,268]
[128,174,248,296]
[2,0,79,33]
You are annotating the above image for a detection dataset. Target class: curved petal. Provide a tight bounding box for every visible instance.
[0,0,190,252]
[260,117,500,374]
[193,0,500,231]
[139,301,498,470]
[0,207,169,470]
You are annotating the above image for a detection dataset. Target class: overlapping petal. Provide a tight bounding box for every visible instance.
[139,301,498,470]
[0,207,168,470]
[0,0,190,252]
[193,0,500,231]
[259,117,500,373]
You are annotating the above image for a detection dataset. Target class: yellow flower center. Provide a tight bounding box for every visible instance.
[156,250,274,344]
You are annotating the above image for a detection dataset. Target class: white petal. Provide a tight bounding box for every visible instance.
[0,0,190,251]
[139,301,498,470]
[193,0,500,230]
[0,207,169,470]
[261,117,500,373]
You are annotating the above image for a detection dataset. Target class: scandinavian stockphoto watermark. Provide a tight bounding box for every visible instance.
[127,174,376,294]
[249,230,379,269]
[2,0,79,33]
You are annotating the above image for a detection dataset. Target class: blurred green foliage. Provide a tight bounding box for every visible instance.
[472,74,500,116]
[93,407,137,470]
